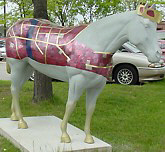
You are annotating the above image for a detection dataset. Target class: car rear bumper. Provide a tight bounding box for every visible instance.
[138,67,165,81]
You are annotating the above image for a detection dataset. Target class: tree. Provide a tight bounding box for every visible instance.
[10,0,33,18]
[32,0,53,103]
[0,0,7,36]
[0,0,33,31]
[119,0,165,12]
[48,0,78,26]
[76,0,122,23]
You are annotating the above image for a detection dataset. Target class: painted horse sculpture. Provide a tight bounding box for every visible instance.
[6,4,162,144]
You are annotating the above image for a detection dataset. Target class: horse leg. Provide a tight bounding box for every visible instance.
[61,74,85,143]
[84,80,106,144]
[8,59,33,128]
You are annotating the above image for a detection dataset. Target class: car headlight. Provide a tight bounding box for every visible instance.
[148,62,165,68]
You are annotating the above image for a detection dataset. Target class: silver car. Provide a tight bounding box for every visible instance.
[110,42,165,85]
[0,40,6,61]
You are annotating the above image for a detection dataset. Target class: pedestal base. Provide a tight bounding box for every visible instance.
[0,116,112,152]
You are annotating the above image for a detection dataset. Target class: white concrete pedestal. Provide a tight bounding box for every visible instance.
[0,116,112,152]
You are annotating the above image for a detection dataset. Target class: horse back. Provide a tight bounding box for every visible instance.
[6,19,87,65]
[6,19,113,79]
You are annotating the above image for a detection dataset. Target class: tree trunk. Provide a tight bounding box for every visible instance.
[32,0,53,103]
[33,71,53,102]
[32,0,49,19]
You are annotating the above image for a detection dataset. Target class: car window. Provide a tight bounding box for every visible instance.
[0,40,5,48]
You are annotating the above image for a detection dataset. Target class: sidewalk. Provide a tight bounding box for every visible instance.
[0,61,10,80]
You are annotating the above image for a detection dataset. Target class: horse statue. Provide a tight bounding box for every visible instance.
[6,3,162,144]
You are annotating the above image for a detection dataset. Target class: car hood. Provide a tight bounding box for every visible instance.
[112,52,150,67]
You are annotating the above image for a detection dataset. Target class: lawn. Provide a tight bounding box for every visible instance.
[0,79,165,152]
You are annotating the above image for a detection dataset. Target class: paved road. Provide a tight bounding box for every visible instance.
[0,61,11,80]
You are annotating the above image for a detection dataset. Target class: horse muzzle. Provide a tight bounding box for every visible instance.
[148,50,162,63]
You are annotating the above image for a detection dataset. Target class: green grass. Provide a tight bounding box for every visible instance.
[0,79,165,152]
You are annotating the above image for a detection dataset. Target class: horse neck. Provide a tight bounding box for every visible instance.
[76,11,136,53]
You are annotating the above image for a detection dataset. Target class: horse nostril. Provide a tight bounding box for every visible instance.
[156,51,161,59]
[157,49,162,54]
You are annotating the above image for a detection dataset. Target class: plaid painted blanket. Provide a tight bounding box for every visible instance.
[6,19,113,79]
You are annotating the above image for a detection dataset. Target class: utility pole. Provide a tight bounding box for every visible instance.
[4,0,6,37]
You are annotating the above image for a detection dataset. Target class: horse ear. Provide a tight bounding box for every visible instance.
[150,4,156,10]
[144,3,149,9]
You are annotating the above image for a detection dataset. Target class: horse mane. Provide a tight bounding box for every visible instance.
[90,11,137,28]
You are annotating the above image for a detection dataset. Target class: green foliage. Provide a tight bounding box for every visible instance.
[8,0,33,22]
[48,0,79,26]
[10,0,33,18]
[0,0,164,28]
[0,0,33,28]
[149,0,165,4]
[118,0,165,12]
[0,1,6,7]
[0,80,165,151]
[76,0,122,23]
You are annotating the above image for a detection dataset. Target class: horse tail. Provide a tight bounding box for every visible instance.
[6,62,11,74]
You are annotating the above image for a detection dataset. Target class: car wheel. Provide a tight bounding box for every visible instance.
[0,58,3,61]
[29,72,35,81]
[114,64,138,85]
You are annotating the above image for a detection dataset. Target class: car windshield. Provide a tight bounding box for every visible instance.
[120,42,141,53]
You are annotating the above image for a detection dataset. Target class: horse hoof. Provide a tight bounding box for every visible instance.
[84,135,94,144]
[18,120,28,129]
[61,133,71,143]
[10,113,19,121]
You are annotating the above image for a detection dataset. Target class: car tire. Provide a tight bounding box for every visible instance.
[114,64,138,85]
[0,58,3,61]
[29,72,35,81]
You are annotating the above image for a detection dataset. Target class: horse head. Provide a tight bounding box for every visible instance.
[127,3,162,63]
